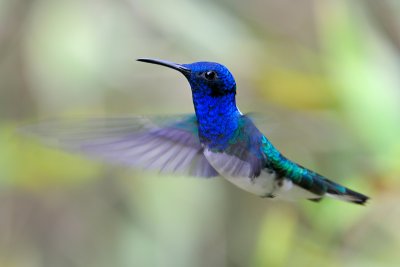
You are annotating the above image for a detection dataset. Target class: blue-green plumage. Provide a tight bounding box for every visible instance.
[24,58,369,205]
[136,58,368,204]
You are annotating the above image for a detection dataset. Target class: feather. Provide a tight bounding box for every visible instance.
[203,116,267,179]
[21,114,219,178]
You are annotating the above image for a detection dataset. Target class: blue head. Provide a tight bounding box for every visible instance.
[182,61,237,97]
[137,58,236,97]
[138,58,241,148]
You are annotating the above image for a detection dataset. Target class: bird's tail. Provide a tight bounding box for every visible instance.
[316,176,369,205]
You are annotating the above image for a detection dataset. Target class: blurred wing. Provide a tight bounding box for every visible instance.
[22,115,219,178]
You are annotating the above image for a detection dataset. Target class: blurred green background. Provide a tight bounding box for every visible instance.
[1,0,400,266]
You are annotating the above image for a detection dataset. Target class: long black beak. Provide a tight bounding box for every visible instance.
[137,58,191,76]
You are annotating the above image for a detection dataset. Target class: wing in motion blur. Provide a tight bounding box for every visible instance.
[22,115,219,178]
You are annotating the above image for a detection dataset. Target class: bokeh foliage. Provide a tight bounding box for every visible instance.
[1,0,399,266]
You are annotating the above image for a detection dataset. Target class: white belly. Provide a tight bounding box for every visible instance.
[226,171,319,200]
[224,170,276,196]
[203,149,319,200]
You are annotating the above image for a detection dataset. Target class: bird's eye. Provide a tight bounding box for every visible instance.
[204,71,217,80]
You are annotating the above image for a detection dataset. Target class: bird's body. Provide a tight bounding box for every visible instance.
[25,58,369,205]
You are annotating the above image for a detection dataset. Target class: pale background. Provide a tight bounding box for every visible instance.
[1,0,399,266]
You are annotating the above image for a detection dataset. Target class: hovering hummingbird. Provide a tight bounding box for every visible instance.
[27,58,368,204]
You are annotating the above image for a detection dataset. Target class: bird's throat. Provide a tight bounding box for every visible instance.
[192,92,240,149]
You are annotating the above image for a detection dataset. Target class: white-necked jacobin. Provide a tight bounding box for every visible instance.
[27,58,369,204]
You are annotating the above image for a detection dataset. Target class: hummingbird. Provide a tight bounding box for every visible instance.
[27,58,369,204]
